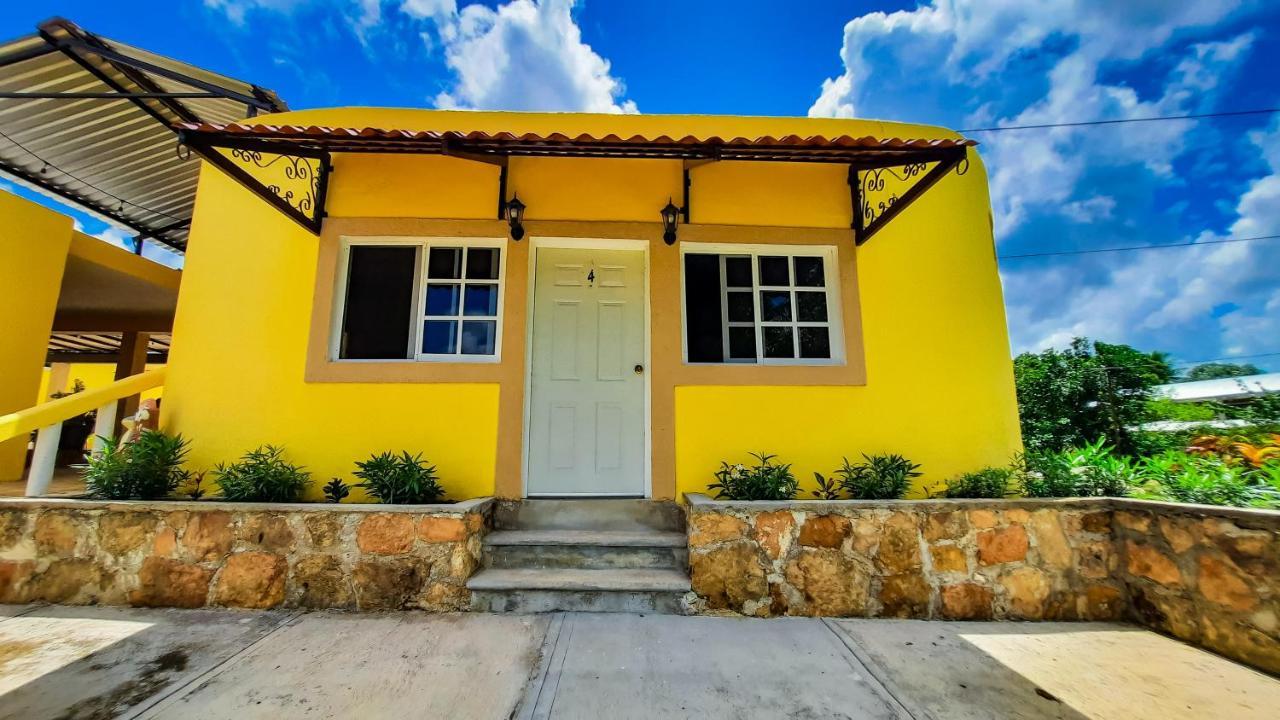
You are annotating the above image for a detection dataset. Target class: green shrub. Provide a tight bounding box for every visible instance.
[935,467,1018,499]
[1020,439,1134,498]
[708,452,797,501]
[323,478,351,503]
[1133,451,1266,507]
[83,430,190,500]
[835,453,921,500]
[354,451,445,504]
[214,445,311,502]
[811,472,844,500]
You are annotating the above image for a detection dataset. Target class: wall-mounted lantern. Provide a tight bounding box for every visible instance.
[504,194,526,241]
[660,198,681,245]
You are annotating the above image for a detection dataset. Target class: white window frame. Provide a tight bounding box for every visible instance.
[331,236,507,364]
[679,242,844,367]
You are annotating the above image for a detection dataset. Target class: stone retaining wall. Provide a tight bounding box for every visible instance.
[0,497,491,611]
[686,494,1279,674]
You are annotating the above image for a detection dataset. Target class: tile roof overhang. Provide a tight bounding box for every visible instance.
[0,18,288,254]
[176,121,978,244]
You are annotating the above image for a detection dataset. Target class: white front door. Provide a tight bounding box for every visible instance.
[527,246,646,496]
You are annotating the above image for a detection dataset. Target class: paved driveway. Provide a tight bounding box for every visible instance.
[1,605,1276,719]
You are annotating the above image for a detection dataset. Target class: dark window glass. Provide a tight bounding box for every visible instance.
[728,327,757,360]
[425,284,459,316]
[340,246,415,360]
[726,291,754,322]
[466,248,500,280]
[759,256,789,286]
[724,256,752,288]
[461,320,497,355]
[760,291,792,322]
[794,256,824,287]
[683,253,724,362]
[763,326,794,358]
[423,320,457,354]
[464,285,499,316]
[796,291,828,322]
[799,327,831,359]
[428,247,462,279]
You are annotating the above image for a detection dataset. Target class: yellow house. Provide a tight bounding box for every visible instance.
[165,108,1021,502]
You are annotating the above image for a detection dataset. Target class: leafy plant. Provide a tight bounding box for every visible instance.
[1133,451,1259,507]
[1187,433,1280,468]
[323,477,352,503]
[708,452,797,501]
[934,467,1018,499]
[811,472,844,500]
[83,430,191,500]
[213,445,311,502]
[354,451,444,504]
[835,453,921,500]
[182,471,208,500]
[1020,438,1135,498]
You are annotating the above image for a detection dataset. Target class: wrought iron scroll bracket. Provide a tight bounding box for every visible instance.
[850,148,969,246]
[178,133,331,235]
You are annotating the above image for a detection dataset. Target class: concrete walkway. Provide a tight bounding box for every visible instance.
[1,605,1276,719]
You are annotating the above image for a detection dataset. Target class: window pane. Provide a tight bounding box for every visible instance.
[726,291,754,322]
[422,320,457,354]
[759,256,789,286]
[728,327,757,360]
[425,284,459,316]
[340,246,415,360]
[428,247,462,279]
[683,254,724,362]
[796,291,828,322]
[466,247,500,280]
[799,327,831,359]
[763,326,794,359]
[724,256,752,288]
[464,284,499,316]
[460,320,497,355]
[794,256,825,287]
[760,290,792,322]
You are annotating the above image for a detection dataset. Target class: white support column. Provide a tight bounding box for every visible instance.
[91,401,118,456]
[26,422,62,497]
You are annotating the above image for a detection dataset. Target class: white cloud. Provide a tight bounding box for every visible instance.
[204,0,309,25]
[426,0,637,113]
[1060,196,1116,223]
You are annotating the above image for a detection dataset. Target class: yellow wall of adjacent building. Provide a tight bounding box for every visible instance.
[165,108,1020,500]
[0,192,74,481]
[38,364,166,403]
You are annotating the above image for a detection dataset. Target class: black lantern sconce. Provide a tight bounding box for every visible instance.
[660,198,681,245]
[504,194,526,241]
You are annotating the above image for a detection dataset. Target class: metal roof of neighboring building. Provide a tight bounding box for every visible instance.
[0,17,287,254]
[1154,373,1280,403]
[47,332,170,363]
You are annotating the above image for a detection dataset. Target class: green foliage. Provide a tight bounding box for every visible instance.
[323,478,352,503]
[1020,438,1135,498]
[83,430,190,500]
[1133,452,1263,507]
[1014,337,1174,455]
[214,446,311,502]
[811,472,843,500]
[1145,398,1217,422]
[835,453,922,500]
[1183,362,1262,381]
[934,467,1018,499]
[354,451,444,504]
[708,452,797,501]
[182,471,208,500]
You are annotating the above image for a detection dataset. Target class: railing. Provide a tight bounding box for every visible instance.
[0,368,166,496]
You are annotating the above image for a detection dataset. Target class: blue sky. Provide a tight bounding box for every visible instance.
[3,0,1279,371]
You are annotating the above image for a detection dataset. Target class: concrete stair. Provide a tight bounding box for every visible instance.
[468,499,691,614]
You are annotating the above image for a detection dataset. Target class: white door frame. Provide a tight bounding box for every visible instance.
[521,236,652,498]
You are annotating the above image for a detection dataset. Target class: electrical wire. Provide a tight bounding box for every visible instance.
[961,108,1280,133]
[998,234,1280,260]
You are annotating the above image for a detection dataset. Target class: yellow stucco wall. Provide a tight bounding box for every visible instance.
[38,364,165,403]
[165,108,1020,500]
[0,191,74,481]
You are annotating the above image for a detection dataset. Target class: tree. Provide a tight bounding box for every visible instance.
[1013,338,1176,455]
[1183,362,1263,381]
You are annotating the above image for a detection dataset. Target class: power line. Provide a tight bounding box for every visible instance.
[961,107,1279,133]
[1171,352,1280,367]
[998,234,1280,260]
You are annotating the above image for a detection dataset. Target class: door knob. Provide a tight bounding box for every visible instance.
[634,364,644,375]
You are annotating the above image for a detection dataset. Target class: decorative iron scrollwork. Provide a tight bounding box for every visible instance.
[856,158,968,228]
[227,148,322,218]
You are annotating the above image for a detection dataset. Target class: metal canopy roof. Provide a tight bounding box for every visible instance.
[47,332,171,364]
[0,18,288,253]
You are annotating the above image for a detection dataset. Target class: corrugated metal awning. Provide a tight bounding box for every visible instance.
[47,332,170,363]
[0,18,288,253]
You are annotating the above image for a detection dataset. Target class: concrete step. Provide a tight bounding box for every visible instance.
[483,530,688,570]
[494,499,685,533]
[467,568,691,614]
